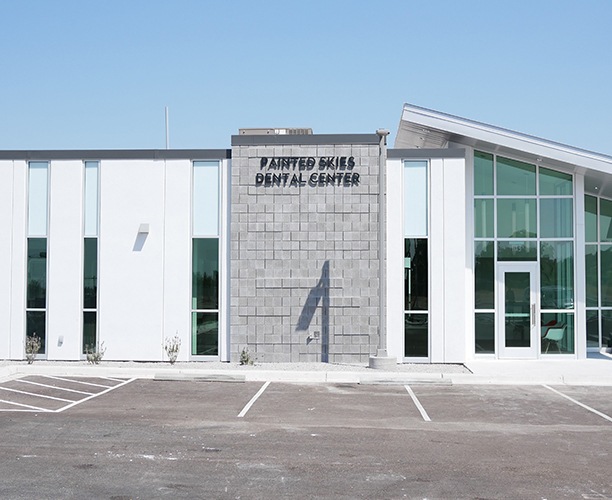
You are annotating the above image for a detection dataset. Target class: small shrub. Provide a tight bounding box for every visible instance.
[240,347,254,366]
[85,342,106,364]
[163,333,181,364]
[25,334,41,364]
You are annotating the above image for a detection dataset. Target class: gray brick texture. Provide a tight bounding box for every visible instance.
[230,142,380,363]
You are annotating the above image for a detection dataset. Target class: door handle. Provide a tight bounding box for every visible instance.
[531,304,535,327]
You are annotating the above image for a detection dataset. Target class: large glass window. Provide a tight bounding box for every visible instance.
[403,160,429,359]
[82,161,99,354]
[192,238,219,355]
[474,151,575,356]
[27,161,49,356]
[192,160,220,357]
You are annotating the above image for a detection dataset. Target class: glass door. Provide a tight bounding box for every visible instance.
[497,262,539,359]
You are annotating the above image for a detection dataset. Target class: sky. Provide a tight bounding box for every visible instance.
[1,0,611,153]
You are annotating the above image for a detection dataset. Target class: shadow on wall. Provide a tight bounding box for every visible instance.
[296,261,330,362]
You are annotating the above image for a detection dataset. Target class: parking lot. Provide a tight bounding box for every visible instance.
[0,378,610,499]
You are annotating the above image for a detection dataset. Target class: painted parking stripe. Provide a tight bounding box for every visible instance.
[405,385,431,422]
[0,398,50,412]
[54,378,136,413]
[0,386,73,402]
[15,379,94,395]
[543,385,612,424]
[237,381,271,418]
[41,375,114,388]
[98,376,126,383]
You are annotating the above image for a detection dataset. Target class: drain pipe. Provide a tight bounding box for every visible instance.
[369,129,396,370]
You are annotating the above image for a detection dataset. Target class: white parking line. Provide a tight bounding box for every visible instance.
[16,379,94,395]
[0,399,49,412]
[238,381,271,418]
[543,385,612,424]
[0,386,73,402]
[41,375,114,388]
[405,385,431,422]
[54,378,136,413]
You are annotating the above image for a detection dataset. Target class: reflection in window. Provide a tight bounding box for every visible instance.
[497,199,537,238]
[475,313,495,353]
[474,241,494,309]
[539,167,573,196]
[540,312,574,354]
[496,156,536,196]
[540,198,573,238]
[192,238,219,356]
[404,239,428,357]
[540,242,574,310]
[474,151,493,196]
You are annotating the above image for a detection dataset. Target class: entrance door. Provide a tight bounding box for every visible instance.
[497,262,539,359]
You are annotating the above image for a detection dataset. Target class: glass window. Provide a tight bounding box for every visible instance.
[84,161,99,237]
[193,161,219,236]
[497,241,537,261]
[585,245,599,307]
[27,238,47,309]
[404,314,428,357]
[600,199,612,242]
[475,313,495,353]
[586,310,599,348]
[540,198,573,238]
[600,245,612,307]
[26,311,46,355]
[192,238,219,310]
[28,162,49,236]
[404,239,428,311]
[497,156,536,196]
[540,241,574,310]
[404,161,428,237]
[541,312,574,354]
[192,312,219,356]
[474,151,493,196]
[474,199,494,238]
[539,167,572,196]
[585,195,598,243]
[475,241,494,309]
[602,310,612,348]
[83,238,98,309]
[83,312,97,353]
[497,199,537,238]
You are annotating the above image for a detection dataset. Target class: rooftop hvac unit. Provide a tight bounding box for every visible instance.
[239,128,313,136]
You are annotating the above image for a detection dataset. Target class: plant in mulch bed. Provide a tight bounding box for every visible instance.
[25,334,41,364]
[85,342,106,364]
[163,333,181,365]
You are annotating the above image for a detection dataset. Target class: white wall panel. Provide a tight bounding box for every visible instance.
[98,160,165,360]
[162,160,191,362]
[441,157,467,362]
[46,161,83,360]
[0,161,14,358]
[9,161,27,359]
[385,158,404,361]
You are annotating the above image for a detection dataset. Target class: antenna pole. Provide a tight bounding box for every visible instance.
[165,106,170,149]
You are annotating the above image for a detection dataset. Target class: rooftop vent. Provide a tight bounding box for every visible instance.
[239,128,313,136]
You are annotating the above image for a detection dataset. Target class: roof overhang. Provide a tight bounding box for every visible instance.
[396,104,612,198]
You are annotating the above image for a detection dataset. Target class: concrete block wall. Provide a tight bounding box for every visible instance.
[230,137,381,363]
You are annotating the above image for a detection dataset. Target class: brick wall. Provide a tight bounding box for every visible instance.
[230,138,380,363]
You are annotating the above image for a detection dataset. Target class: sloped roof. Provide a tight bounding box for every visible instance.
[396,103,612,197]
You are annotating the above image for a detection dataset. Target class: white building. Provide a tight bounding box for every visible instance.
[1,104,610,363]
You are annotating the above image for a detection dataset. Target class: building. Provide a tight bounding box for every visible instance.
[1,104,611,363]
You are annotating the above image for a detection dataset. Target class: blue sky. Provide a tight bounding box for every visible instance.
[1,0,611,153]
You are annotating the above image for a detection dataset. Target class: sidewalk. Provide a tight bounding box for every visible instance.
[1,352,611,386]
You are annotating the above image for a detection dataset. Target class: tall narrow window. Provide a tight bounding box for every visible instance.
[192,161,220,357]
[83,161,99,353]
[27,162,49,355]
[404,161,429,358]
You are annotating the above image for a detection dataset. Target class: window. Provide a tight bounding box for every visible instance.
[27,162,49,355]
[403,161,429,358]
[83,161,99,354]
[192,161,220,356]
